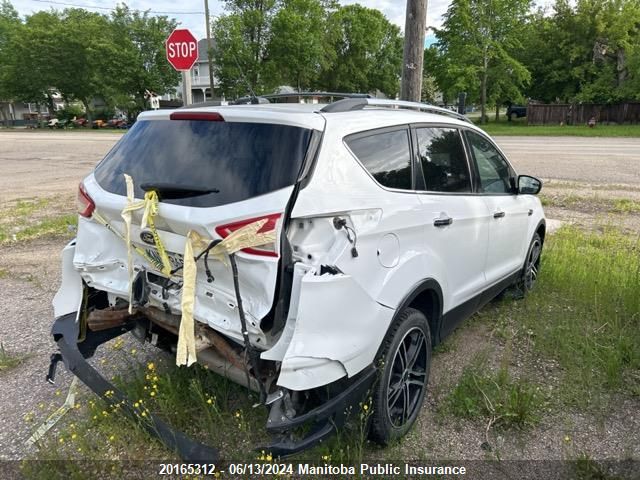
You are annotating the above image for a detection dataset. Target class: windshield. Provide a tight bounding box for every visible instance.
[94,119,313,207]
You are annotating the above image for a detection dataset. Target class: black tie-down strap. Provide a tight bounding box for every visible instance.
[51,312,219,462]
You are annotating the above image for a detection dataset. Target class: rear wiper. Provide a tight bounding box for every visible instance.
[140,183,220,199]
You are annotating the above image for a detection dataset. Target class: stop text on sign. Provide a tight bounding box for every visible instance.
[168,42,197,60]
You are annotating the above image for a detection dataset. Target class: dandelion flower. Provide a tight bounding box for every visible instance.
[207,398,213,405]
[71,433,77,440]
[150,391,156,397]
[147,362,155,371]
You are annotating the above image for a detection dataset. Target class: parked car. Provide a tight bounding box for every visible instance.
[507,104,527,120]
[91,119,108,129]
[50,97,545,460]
[72,117,88,128]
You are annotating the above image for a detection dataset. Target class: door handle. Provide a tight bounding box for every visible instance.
[434,216,453,227]
[493,210,506,219]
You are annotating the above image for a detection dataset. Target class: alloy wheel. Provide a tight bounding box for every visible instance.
[386,327,428,428]
[524,238,542,291]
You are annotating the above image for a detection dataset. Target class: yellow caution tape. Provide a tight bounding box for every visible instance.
[25,377,79,447]
[176,230,198,366]
[121,174,173,313]
[175,220,277,367]
[92,210,163,271]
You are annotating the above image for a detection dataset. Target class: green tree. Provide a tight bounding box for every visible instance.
[320,4,402,97]
[109,6,180,116]
[519,0,640,103]
[434,0,532,123]
[266,0,332,91]
[212,0,277,97]
[2,11,61,112]
[0,0,20,116]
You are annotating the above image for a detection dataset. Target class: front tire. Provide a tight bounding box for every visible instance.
[369,308,431,445]
[520,232,543,293]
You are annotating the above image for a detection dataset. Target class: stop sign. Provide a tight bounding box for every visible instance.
[165,29,198,71]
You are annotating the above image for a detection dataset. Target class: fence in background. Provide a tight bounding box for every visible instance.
[527,102,640,125]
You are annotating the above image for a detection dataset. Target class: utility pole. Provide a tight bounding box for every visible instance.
[400,0,428,102]
[204,0,215,100]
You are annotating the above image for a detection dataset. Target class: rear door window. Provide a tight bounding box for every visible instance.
[415,127,471,193]
[345,128,413,190]
[94,120,313,207]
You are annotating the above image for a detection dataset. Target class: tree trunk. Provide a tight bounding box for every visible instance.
[46,94,55,118]
[617,48,627,86]
[495,102,500,122]
[480,63,488,124]
[82,99,93,123]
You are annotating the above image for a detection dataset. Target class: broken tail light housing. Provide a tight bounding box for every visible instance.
[77,182,95,218]
[215,213,281,257]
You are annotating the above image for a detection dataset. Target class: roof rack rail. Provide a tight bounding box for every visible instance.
[320,98,471,123]
[262,92,372,101]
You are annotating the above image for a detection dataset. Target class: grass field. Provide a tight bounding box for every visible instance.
[20,225,640,478]
[0,197,77,244]
[476,116,640,137]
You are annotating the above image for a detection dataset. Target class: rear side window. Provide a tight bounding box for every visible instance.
[94,120,313,207]
[415,127,471,193]
[346,129,412,190]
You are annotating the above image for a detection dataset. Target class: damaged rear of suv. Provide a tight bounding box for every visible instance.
[50,97,545,460]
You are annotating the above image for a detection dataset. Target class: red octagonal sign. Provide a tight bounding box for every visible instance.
[165,29,198,71]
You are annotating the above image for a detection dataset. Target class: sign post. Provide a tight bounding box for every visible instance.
[165,29,199,107]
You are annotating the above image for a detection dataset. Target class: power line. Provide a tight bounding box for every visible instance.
[31,0,204,15]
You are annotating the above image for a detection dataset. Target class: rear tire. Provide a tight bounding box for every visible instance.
[369,308,431,445]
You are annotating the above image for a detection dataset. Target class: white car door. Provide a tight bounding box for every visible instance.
[464,130,530,286]
[413,126,490,315]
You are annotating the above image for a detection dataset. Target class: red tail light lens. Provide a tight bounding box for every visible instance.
[77,182,95,218]
[215,213,281,257]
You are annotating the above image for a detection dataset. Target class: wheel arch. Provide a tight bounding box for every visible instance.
[535,219,546,245]
[380,278,444,350]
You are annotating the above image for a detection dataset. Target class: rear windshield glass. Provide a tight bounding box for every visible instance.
[94,120,313,207]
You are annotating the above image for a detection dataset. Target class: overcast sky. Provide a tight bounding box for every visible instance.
[15,0,553,41]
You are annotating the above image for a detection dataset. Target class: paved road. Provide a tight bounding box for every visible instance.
[1,132,639,203]
[0,131,122,203]
[497,136,640,185]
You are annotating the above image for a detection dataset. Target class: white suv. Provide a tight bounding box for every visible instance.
[50,97,545,460]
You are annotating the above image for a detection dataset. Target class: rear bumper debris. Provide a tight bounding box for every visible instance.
[50,312,219,462]
[49,310,376,459]
[263,366,377,456]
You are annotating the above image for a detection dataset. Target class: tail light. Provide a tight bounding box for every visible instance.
[77,182,95,217]
[215,213,281,257]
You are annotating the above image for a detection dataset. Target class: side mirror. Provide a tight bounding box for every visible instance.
[518,175,542,195]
